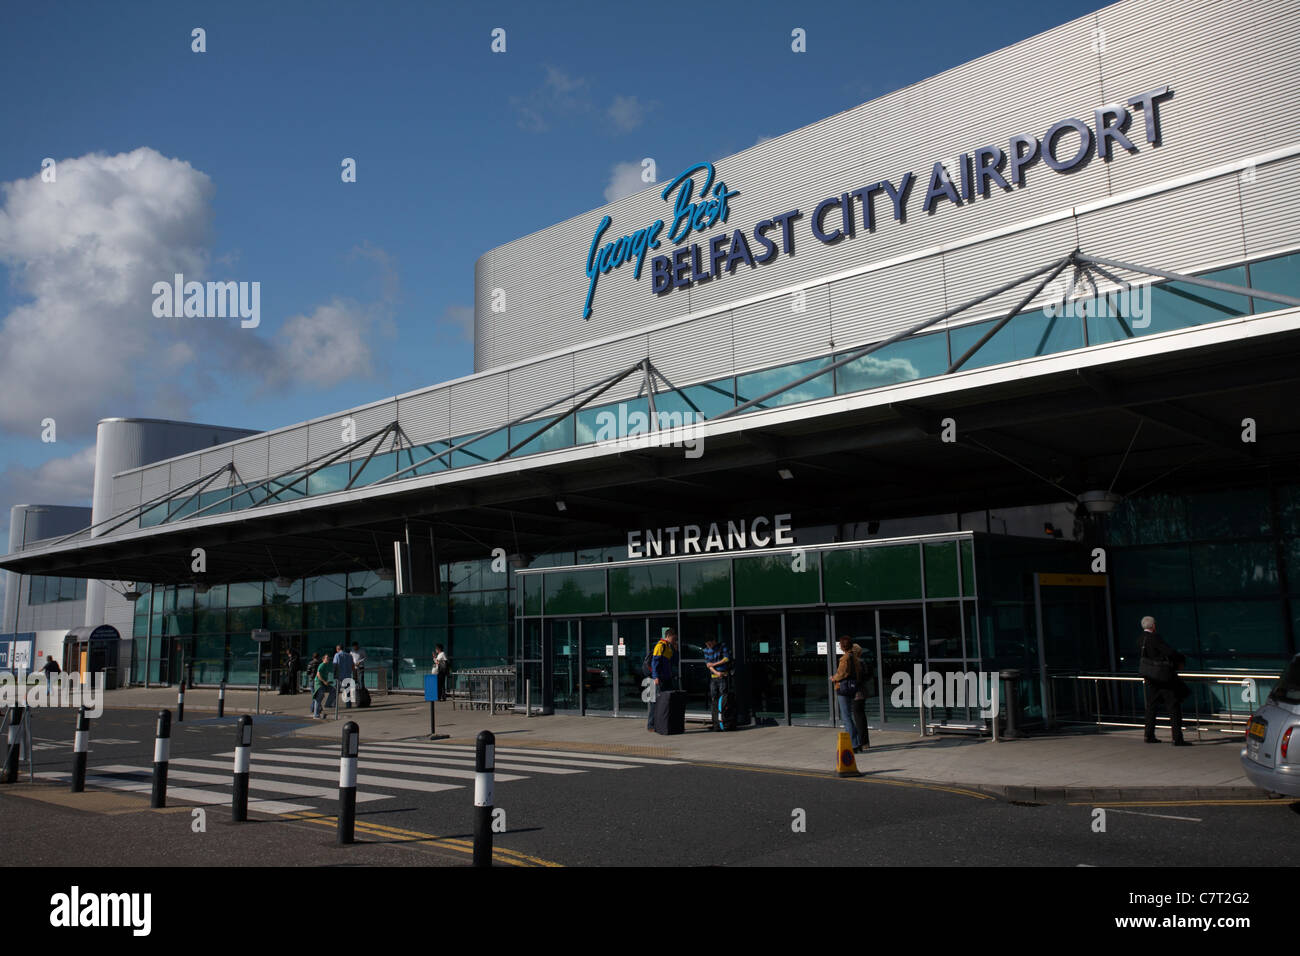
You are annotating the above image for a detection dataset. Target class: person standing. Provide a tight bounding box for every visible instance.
[42,655,61,695]
[1140,616,1190,746]
[832,636,863,751]
[646,629,677,732]
[432,644,449,701]
[333,644,354,708]
[305,652,321,702]
[284,648,300,695]
[852,652,872,753]
[313,652,335,719]
[350,642,367,684]
[703,636,732,731]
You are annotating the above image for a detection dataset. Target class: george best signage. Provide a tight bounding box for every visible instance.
[627,513,794,559]
[582,86,1172,320]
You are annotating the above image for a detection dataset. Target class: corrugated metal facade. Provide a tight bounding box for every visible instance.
[104,0,1300,528]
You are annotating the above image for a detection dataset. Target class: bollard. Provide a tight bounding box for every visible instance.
[473,730,495,867]
[177,679,185,723]
[151,710,171,808]
[70,707,90,793]
[232,715,253,822]
[2,705,24,784]
[217,682,226,719]
[337,721,359,845]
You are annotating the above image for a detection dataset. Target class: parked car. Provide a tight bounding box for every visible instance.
[1240,653,1300,797]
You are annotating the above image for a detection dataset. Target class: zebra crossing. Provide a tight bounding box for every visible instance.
[45,740,682,815]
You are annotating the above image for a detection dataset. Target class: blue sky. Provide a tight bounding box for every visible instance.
[0,0,1104,569]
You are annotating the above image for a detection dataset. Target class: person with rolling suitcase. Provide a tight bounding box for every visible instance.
[647,629,683,735]
[704,637,734,731]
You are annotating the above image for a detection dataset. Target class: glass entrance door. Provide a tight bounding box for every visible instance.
[786,611,832,723]
[831,610,882,727]
[879,606,925,725]
[742,612,784,724]
[582,619,614,714]
[614,618,648,717]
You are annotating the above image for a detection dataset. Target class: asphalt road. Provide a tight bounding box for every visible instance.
[4,709,1298,868]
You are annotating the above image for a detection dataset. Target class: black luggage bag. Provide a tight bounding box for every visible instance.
[717,690,737,731]
[653,690,686,735]
[356,683,372,708]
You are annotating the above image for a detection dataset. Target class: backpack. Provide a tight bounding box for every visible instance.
[643,641,668,678]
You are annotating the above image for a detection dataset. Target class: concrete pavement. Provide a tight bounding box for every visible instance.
[78,684,1269,803]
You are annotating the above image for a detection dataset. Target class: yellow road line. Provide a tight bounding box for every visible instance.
[281,811,563,867]
[684,760,992,800]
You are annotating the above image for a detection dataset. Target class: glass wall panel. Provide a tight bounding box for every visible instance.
[924,542,960,598]
[449,623,508,668]
[307,601,347,630]
[227,606,263,635]
[653,377,735,420]
[351,451,397,488]
[396,627,437,690]
[1111,546,1194,596]
[879,606,925,725]
[786,611,830,721]
[227,633,260,686]
[735,357,834,412]
[308,462,350,497]
[227,581,263,607]
[836,332,948,393]
[680,558,731,609]
[581,619,614,712]
[193,634,227,684]
[522,575,542,616]
[1185,487,1271,539]
[742,612,784,722]
[399,593,449,628]
[926,602,964,659]
[263,474,307,503]
[960,539,976,596]
[734,553,820,606]
[547,620,580,711]
[1251,253,1300,313]
[1190,542,1278,597]
[450,430,509,467]
[402,442,450,476]
[544,569,606,615]
[614,618,649,715]
[1196,600,1287,660]
[823,545,921,603]
[350,597,394,628]
[509,415,575,457]
[609,563,677,612]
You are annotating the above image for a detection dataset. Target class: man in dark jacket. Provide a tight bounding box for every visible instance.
[1140,616,1189,746]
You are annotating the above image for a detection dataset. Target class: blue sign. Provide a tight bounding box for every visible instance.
[423,674,439,702]
[579,86,1172,319]
[0,633,36,671]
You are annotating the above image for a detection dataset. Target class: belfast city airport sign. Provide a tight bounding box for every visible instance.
[582,85,1172,320]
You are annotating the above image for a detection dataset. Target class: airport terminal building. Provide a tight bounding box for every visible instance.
[3,0,1299,731]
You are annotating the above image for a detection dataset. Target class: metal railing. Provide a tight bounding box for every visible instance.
[1048,669,1278,738]
[448,667,515,713]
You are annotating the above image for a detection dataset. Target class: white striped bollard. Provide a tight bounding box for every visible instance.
[70,707,90,793]
[217,681,226,719]
[176,679,185,722]
[474,730,495,867]
[337,721,359,845]
[2,705,24,784]
[151,710,171,808]
[232,714,253,822]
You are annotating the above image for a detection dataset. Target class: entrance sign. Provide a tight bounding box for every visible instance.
[627,513,794,559]
[251,629,271,643]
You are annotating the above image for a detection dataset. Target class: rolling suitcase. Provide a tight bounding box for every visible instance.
[717,690,737,731]
[356,683,372,708]
[653,690,686,735]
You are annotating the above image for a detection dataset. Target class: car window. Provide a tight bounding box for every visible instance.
[1268,657,1300,704]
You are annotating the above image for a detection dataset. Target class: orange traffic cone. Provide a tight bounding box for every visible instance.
[835,731,861,777]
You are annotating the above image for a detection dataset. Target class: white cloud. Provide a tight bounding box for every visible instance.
[437,304,475,344]
[0,445,97,511]
[608,95,650,132]
[0,148,398,436]
[604,161,649,203]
